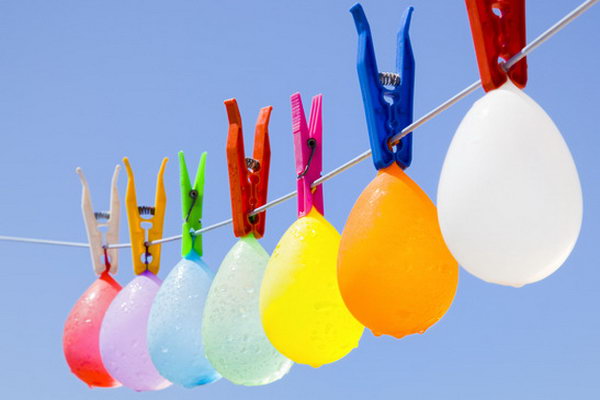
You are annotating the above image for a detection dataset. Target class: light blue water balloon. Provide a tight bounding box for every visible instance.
[147,251,220,387]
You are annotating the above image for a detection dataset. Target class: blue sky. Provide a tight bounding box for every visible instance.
[0,1,599,398]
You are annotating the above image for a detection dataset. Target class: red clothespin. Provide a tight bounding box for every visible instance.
[465,0,527,92]
[291,92,324,218]
[225,98,272,239]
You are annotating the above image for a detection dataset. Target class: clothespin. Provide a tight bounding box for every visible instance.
[351,4,415,171]
[76,166,120,275]
[122,157,168,275]
[465,0,527,92]
[225,98,271,239]
[179,151,206,258]
[291,92,324,218]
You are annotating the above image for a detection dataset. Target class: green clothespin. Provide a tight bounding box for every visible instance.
[179,151,206,258]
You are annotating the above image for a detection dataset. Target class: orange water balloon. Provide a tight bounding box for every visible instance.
[338,163,458,338]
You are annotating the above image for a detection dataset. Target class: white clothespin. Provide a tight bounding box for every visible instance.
[76,166,120,275]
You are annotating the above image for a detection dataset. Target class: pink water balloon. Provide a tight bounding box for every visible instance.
[63,271,122,388]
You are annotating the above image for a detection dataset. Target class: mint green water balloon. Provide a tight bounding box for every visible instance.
[202,235,292,385]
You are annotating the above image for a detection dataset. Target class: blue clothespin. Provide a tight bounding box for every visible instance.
[351,4,415,170]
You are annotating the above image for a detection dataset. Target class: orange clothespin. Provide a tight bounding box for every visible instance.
[225,99,271,239]
[122,157,168,275]
[465,0,527,92]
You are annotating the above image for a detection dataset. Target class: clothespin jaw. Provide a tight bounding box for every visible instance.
[291,92,324,218]
[179,151,206,258]
[225,98,272,239]
[76,165,120,275]
[465,0,527,92]
[351,4,415,171]
[122,157,168,276]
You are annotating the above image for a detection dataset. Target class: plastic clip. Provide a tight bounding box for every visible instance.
[225,98,271,239]
[351,3,415,170]
[465,0,527,92]
[179,151,206,258]
[76,165,120,275]
[291,92,324,218]
[122,157,168,275]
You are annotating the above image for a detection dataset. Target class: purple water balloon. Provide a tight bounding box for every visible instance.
[99,271,171,391]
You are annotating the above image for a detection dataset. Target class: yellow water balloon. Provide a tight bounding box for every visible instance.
[260,208,364,368]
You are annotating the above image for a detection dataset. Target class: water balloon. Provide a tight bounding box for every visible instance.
[148,255,220,386]
[262,209,364,367]
[63,271,122,388]
[338,165,458,338]
[437,81,582,287]
[203,235,292,385]
[99,271,171,391]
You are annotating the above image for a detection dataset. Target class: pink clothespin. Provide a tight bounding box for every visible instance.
[291,93,324,217]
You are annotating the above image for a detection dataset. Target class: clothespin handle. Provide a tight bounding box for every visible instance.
[291,92,324,218]
[465,0,527,92]
[225,99,272,239]
[351,4,415,170]
[179,151,206,258]
[123,157,168,275]
[76,165,120,275]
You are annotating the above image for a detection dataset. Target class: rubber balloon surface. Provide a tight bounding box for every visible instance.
[437,81,582,287]
[100,271,171,392]
[147,254,220,387]
[203,235,292,385]
[261,208,363,367]
[338,164,458,338]
[63,271,122,388]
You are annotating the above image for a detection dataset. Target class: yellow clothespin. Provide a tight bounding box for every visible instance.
[122,157,168,275]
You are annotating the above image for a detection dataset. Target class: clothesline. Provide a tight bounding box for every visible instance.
[0,0,597,251]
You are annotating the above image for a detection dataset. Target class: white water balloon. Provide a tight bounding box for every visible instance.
[437,81,582,287]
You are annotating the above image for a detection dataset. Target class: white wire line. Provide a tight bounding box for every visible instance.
[0,236,90,248]
[0,0,597,250]
[388,81,481,146]
[504,0,599,71]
